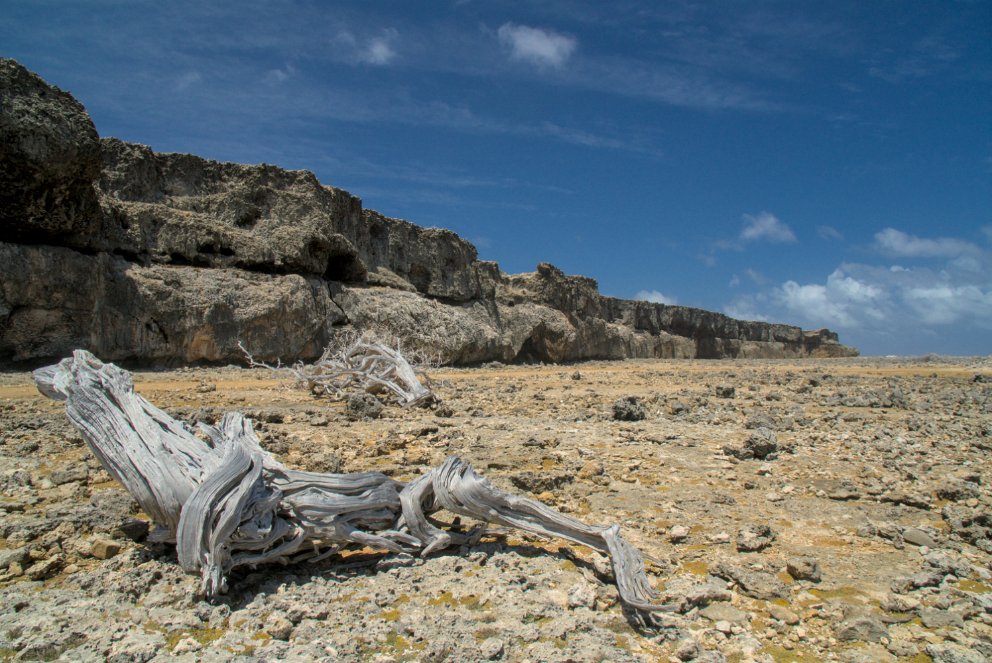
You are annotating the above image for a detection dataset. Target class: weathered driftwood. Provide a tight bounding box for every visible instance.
[35,350,671,623]
[239,338,436,407]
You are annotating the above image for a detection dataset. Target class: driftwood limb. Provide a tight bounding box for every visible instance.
[35,350,672,624]
[239,337,436,407]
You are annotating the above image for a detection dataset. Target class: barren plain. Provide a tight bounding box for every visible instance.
[1,356,991,662]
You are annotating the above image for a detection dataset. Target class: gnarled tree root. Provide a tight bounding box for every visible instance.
[35,350,673,624]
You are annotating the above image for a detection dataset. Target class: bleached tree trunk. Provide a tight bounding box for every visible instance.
[240,338,436,407]
[35,351,670,624]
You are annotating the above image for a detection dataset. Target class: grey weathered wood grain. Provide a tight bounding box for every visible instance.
[35,350,672,623]
[240,338,436,407]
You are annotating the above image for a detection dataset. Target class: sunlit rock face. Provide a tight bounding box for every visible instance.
[0,59,857,367]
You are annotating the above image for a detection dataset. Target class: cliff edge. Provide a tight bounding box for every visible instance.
[0,59,857,366]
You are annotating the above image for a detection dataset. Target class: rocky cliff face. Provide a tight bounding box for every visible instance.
[0,59,857,367]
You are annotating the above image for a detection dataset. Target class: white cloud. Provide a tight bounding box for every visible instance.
[723,302,768,322]
[817,225,843,240]
[635,290,677,305]
[745,268,769,285]
[903,285,992,325]
[873,227,979,259]
[364,31,398,65]
[774,270,884,328]
[740,211,797,243]
[729,274,741,287]
[724,254,992,354]
[498,23,576,69]
[333,28,399,66]
[263,64,295,84]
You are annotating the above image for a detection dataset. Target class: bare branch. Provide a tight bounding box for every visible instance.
[239,334,438,407]
[34,350,672,624]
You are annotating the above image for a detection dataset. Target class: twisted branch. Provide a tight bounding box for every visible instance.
[35,350,672,625]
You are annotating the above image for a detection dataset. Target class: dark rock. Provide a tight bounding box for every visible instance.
[434,403,454,418]
[113,518,150,542]
[710,561,788,600]
[714,385,735,398]
[612,396,646,421]
[724,428,779,460]
[786,556,822,582]
[0,59,101,244]
[881,490,932,510]
[891,570,944,593]
[834,614,888,643]
[941,505,992,548]
[926,642,987,663]
[89,489,139,515]
[509,472,574,494]
[736,524,775,552]
[936,478,980,502]
[50,464,89,486]
[922,551,971,578]
[345,393,383,420]
[901,527,938,548]
[26,555,63,580]
[920,609,965,629]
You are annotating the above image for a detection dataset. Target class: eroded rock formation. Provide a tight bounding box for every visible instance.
[0,59,857,367]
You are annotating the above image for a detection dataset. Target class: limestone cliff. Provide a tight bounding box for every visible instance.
[0,59,857,366]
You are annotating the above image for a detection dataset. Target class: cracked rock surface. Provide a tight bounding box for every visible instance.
[1,355,991,661]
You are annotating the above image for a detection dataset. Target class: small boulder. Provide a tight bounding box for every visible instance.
[715,385,736,398]
[724,427,780,460]
[901,527,937,548]
[612,396,646,421]
[90,538,123,560]
[264,612,294,641]
[834,614,888,643]
[736,524,775,552]
[346,392,383,420]
[786,556,822,582]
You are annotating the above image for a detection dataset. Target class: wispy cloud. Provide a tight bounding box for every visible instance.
[868,32,962,83]
[741,211,797,243]
[332,28,399,66]
[174,71,202,91]
[498,23,576,69]
[873,227,980,259]
[744,268,769,285]
[635,290,677,305]
[262,64,295,84]
[817,225,844,241]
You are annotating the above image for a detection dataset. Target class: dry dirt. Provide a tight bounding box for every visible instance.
[1,356,991,662]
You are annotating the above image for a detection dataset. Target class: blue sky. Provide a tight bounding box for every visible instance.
[4,1,991,355]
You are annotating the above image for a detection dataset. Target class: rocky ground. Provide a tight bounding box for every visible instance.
[1,356,991,662]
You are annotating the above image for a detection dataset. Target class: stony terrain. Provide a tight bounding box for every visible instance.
[1,355,990,662]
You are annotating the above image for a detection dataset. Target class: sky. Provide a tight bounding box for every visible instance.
[3,1,991,356]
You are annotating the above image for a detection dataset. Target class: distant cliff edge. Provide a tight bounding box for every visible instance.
[0,59,857,367]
